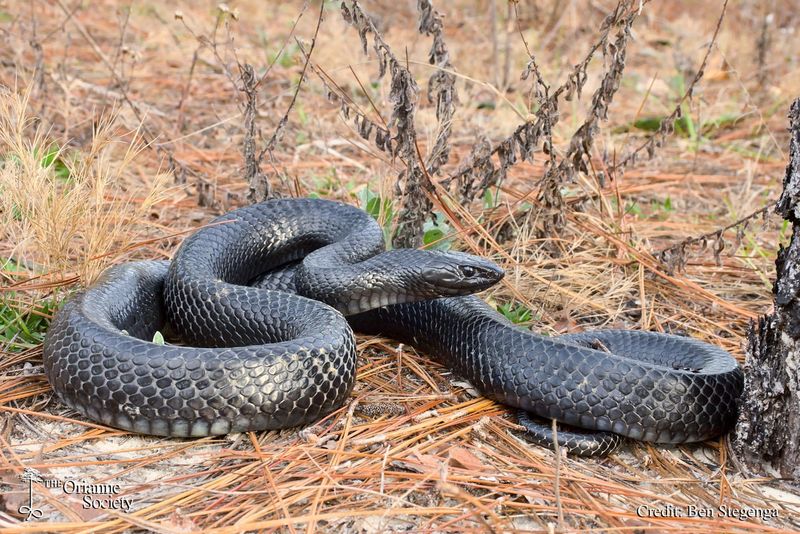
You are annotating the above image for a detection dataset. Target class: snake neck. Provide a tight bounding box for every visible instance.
[294,249,442,315]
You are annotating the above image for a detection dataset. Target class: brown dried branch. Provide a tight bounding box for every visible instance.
[537,0,639,235]
[340,0,430,248]
[176,5,242,101]
[755,12,772,88]
[164,4,309,204]
[298,49,394,156]
[258,3,323,166]
[610,0,729,175]
[417,0,457,176]
[656,204,773,274]
[28,3,45,96]
[444,0,643,205]
[55,0,201,198]
[301,2,460,167]
[240,63,270,203]
[246,1,324,204]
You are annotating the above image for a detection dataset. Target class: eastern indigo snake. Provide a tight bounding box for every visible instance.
[43,198,743,456]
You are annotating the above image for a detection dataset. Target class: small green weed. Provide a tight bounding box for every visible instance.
[496,301,534,325]
[483,188,500,209]
[624,201,642,217]
[422,212,454,251]
[39,143,71,181]
[357,188,395,244]
[0,296,55,351]
[0,258,55,351]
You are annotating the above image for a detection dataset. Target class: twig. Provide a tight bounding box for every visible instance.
[340,0,429,248]
[176,45,199,132]
[443,0,646,206]
[655,204,773,274]
[177,5,241,99]
[610,0,729,175]
[537,0,639,237]
[552,418,564,530]
[55,0,200,196]
[255,4,307,90]
[246,1,324,204]
[240,63,270,202]
[417,0,457,176]
[258,1,323,165]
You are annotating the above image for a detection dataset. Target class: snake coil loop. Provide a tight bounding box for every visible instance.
[44,198,743,455]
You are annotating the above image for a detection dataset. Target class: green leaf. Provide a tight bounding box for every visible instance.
[483,188,499,209]
[632,117,662,132]
[365,196,382,219]
[422,212,453,251]
[0,296,55,352]
[423,227,445,246]
[297,104,308,126]
[357,187,395,246]
[39,143,71,181]
[701,113,742,133]
[624,201,642,217]
[496,302,533,324]
[152,331,165,345]
[40,145,59,167]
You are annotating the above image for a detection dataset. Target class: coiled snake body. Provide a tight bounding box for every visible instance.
[43,198,743,456]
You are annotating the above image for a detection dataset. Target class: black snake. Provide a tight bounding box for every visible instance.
[43,198,743,456]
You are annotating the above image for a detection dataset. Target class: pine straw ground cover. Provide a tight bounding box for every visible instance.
[0,0,799,531]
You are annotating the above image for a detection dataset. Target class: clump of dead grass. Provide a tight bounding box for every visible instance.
[0,85,170,287]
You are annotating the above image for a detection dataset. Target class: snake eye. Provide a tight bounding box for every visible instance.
[461,265,477,277]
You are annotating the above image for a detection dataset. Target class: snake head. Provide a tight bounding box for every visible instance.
[420,251,504,295]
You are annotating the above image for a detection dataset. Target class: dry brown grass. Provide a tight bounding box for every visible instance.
[0,86,170,286]
[1,0,799,532]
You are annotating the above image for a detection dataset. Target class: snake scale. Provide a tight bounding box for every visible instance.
[43,198,744,456]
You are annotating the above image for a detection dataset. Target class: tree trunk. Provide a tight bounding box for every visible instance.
[733,98,800,480]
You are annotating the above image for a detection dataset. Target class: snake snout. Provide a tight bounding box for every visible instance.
[421,251,504,294]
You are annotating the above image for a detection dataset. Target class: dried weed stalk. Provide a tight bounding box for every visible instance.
[167,5,247,205]
[537,0,639,235]
[53,0,201,205]
[237,5,309,203]
[337,1,459,247]
[611,0,729,175]
[418,0,457,176]
[755,11,772,88]
[656,205,772,274]
[311,0,459,235]
[594,0,739,273]
[340,0,432,248]
[445,0,642,210]
[250,3,325,204]
[0,87,169,286]
[239,63,271,202]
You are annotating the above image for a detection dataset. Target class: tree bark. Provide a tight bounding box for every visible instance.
[733,98,800,480]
